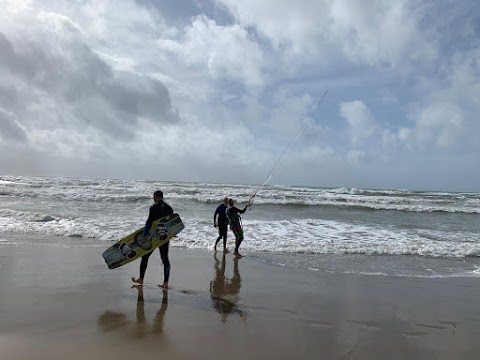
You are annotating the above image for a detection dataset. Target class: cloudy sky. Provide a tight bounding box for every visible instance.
[1,0,479,191]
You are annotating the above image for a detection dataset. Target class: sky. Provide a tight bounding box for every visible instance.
[1,0,479,191]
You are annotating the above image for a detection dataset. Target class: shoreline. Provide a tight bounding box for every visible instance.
[5,231,480,279]
[1,244,480,359]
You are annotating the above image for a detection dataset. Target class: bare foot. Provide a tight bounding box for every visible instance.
[131,277,143,284]
[159,282,169,290]
[233,251,242,258]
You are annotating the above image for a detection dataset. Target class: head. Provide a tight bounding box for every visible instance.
[153,190,164,203]
[223,197,228,205]
[228,199,234,206]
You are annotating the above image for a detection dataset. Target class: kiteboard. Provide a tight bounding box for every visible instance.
[102,213,184,269]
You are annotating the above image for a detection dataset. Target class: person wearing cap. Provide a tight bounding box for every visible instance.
[213,196,229,252]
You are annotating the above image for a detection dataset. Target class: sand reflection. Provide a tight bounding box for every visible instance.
[209,253,244,322]
[97,285,168,339]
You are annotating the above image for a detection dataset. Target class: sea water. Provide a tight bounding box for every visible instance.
[1,175,480,278]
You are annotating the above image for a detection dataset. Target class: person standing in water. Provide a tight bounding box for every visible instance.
[132,190,173,289]
[226,198,250,258]
[214,197,229,252]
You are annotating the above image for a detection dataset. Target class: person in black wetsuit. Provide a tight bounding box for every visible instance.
[226,198,250,258]
[132,190,174,289]
[214,197,229,252]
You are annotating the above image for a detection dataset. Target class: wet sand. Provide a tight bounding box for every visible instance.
[1,244,480,359]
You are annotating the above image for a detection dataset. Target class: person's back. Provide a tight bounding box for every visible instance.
[215,203,228,223]
[148,201,173,223]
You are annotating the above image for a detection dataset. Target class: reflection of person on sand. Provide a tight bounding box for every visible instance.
[133,285,168,337]
[97,286,168,339]
[132,190,174,289]
[209,252,243,322]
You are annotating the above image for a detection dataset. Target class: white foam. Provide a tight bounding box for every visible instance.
[0,210,128,241]
[0,180,16,185]
[2,176,480,213]
[171,218,480,258]
[2,176,480,263]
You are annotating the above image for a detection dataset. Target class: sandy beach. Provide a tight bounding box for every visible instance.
[1,244,480,360]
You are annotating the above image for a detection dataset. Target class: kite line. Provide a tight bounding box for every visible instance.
[247,90,328,208]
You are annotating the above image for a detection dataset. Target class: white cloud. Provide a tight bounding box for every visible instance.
[218,0,437,69]
[413,102,464,148]
[0,107,27,143]
[339,100,377,145]
[217,0,330,52]
[329,0,436,67]
[159,15,264,89]
[347,150,366,165]
[393,48,479,151]
[28,128,107,158]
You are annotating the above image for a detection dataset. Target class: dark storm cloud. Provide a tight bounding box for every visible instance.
[0,107,27,143]
[0,31,67,87]
[0,26,177,140]
[0,32,16,70]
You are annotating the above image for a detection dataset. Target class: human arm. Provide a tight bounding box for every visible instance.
[143,206,154,236]
[231,206,247,215]
[214,207,219,227]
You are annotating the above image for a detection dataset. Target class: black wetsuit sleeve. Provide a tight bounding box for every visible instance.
[231,206,247,214]
[145,205,155,226]
[143,206,155,236]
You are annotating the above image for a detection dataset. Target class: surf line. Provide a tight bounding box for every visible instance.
[247,90,328,209]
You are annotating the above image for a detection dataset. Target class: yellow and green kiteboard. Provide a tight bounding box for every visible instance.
[102,213,184,269]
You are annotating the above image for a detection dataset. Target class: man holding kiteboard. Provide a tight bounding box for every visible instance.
[132,190,174,289]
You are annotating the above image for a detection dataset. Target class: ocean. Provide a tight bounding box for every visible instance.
[1,175,480,278]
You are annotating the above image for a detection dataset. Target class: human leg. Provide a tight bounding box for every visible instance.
[232,224,244,257]
[131,251,153,284]
[214,234,221,251]
[215,222,226,251]
[159,241,170,289]
[219,222,228,251]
